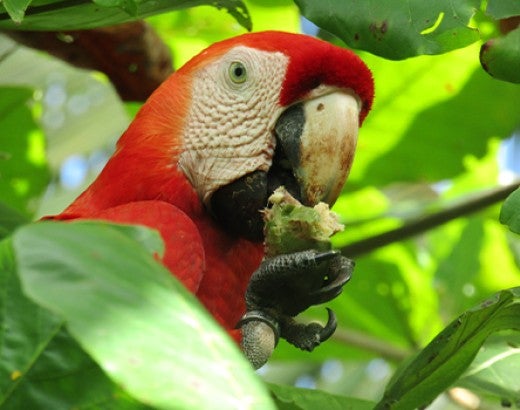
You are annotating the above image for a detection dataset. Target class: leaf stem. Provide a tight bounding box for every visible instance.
[341,181,520,258]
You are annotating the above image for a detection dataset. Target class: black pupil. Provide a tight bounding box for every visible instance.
[234,65,244,78]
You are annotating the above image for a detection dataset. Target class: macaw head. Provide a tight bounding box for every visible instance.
[102,31,374,241]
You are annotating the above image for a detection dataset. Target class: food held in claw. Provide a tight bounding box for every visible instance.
[263,186,345,257]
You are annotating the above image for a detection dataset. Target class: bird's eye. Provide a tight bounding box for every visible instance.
[228,61,247,84]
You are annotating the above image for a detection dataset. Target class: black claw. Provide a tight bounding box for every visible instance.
[313,250,339,264]
[319,308,337,342]
[246,251,354,323]
[312,269,351,294]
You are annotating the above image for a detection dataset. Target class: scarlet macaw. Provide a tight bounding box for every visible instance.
[47,31,374,367]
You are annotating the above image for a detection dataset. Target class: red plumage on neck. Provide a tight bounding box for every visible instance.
[62,67,201,219]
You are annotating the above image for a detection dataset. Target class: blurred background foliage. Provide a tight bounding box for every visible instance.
[1,0,520,409]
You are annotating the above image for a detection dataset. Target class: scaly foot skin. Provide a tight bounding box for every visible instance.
[238,250,354,368]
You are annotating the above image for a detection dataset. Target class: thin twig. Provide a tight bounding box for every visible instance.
[333,327,411,362]
[341,181,520,258]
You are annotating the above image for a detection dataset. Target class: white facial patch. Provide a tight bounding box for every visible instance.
[178,46,289,204]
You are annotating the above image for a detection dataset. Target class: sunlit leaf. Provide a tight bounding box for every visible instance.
[13,221,275,410]
[295,0,480,60]
[0,238,148,409]
[375,288,520,410]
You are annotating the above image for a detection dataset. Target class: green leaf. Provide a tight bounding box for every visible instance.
[92,0,138,15]
[361,66,520,185]
[481,27,520,84]
[295,0,480,60]
[346,45,472,187]
[0,87,49,218]
[2,0,32,22]
[500,187,520,234]
[0,0,251,31]
[269,383,375,410]
[13,221,275,410]
[0,238,147,409]
[375,288,520,410]
[458,333,520,407]
[487,0,520,19]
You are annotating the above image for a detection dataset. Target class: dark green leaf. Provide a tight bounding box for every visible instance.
[0,238,148,409]
[500,187,520,234]
[13,221,275,409]
[487,0,520,19]
[375,288,520,410]
[0,87,49,218]
[295,0,480,59]
[0,0,251,30]
[269,383,375,410]
[481,27,520,84]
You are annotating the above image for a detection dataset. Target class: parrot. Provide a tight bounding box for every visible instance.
[46,31,374,366]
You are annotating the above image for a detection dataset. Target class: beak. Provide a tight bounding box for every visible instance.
[274,91,360,206]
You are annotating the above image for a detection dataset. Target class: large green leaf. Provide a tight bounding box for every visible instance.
[0,87,49,218]
[481,27,520,84]
[0,238,148,409]
[13,221,275,410]
[0,0,251,30]
[269,383,375,410]
[295,0,480,60]
[346,45,474,187]
[500,187,520,234]
[362,67,520,185]
[375,287,520,410]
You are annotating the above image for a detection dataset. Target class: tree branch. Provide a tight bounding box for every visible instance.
[333,327,410,362]
[5,21,173,101]
[341,181,520,258]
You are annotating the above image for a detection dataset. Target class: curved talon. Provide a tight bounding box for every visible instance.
[319,308,337,342]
